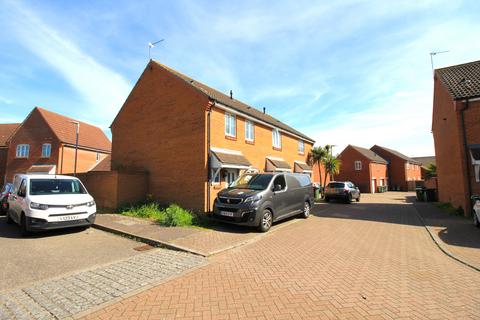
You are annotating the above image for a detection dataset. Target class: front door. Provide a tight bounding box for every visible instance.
[224,169,238,187]
[371,179,376,193]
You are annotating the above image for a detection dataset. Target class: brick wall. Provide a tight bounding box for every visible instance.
[59,145,109,174]
[0,148,8,186]
[208,107,314,207]
[370,162,388,192]
[77,171,148,210]
[111,61,209,212]
[432,76,469,212]
[5,110,60,183]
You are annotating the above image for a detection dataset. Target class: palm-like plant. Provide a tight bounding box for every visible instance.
[425,163,436,178]
[308,146,328,190]
[323,154,341,188]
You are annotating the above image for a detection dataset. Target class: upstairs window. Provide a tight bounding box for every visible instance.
[272,128,281,149]
[245,120,254,142]
[298,140,305,154]
[16,144,29,158]
[225,113,236,137]
[354,161,362,171]
[41,143,51,158]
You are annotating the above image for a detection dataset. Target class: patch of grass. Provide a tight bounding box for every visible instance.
[120,202,211,227]
[436,202,464,216]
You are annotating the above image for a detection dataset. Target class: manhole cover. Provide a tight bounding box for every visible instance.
[134,244,154,251]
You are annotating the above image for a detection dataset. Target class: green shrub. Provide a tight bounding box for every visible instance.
[120,202,195,226]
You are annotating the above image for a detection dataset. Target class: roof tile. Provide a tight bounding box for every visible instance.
[436,60,480,100]
[0,123,20,147]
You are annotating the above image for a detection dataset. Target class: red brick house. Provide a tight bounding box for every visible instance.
[336,145,388,193]
[0,123,21,185]
[5,107,111,183]
[432,60,480,215]
[370,145,422,191]
[111,60,316,212]
[412,156,436,180]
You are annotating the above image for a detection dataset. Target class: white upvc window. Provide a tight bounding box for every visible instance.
[16,144,30,158]
[225,113,236,137]
[354,161,362,171]
[41,143,51,158]
[245,120,254,142]
[272,128,281,149]
[298,140,305,154]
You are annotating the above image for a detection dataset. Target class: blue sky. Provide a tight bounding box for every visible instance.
[0,0,479,156]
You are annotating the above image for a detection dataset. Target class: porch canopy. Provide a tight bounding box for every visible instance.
[210,148,251,182]
[26,165,56,174]
[294,161,312,174]
[266,157,292,172]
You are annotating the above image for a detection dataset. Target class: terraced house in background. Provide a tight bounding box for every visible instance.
[4,107,111,183]
[0,123,20,184]
[111,60,316,212]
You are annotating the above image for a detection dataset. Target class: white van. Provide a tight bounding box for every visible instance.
[7,174,96,235]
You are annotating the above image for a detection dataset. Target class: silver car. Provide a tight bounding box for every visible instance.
[324,181,361,203]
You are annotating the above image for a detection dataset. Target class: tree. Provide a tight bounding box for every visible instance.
[307,146,328,190]
[425,163,436,178]
[323,154,342,188]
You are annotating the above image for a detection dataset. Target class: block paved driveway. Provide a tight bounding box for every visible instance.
[85,192,480,320]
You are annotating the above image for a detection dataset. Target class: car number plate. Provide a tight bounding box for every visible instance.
[220,211,234,217]
[59,215,80,221]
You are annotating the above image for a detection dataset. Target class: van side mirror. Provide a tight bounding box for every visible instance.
[274,184,282,192]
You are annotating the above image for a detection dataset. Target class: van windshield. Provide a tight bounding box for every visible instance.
[29,179,87,195]
[229,174,273,190]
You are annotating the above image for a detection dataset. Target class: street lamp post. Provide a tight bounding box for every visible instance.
[69,121,80,176]
[330,145,337,181]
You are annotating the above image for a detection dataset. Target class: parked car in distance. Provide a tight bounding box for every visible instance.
[324,181,361,203]
[213,173,314,232]
[472,195,480,228]
[7,174,96,236]
[0,183,13,215]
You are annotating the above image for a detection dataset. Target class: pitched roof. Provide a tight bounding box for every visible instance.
[294,162,312,172]
[412,156,436,168]
[35,107,111,152]
[267,158,292,170]
[0,123,20,147]
[436,60,480,100]
[89,155,111,172]
[371,145,421,164]
[151,60,315,143]
[348,145,388,164]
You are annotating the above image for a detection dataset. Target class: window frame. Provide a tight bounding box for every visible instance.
[272,128,282,149]
[41,143,52,158]
[298,140,305,154]
[224,112,236,138]
[245,120,254,142]
[354,161,362,171]
[16,144,30,158]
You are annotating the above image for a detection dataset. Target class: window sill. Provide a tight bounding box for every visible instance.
[15,157,29,159]
[225,135,237,141]
[272,146,282,151]
[298,152,305,156]
[245,140,254,145]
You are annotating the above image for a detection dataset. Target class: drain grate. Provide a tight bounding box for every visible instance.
[133,244,154,252]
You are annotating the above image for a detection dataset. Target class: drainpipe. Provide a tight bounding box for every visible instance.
[206,101,214,213]
[460,98,472,215]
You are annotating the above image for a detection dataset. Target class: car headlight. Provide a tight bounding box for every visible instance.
[244,195,262,203]
[30,202,48,210]
[86,200,96,207]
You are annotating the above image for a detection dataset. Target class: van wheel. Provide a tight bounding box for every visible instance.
[6,211,13,224]
[20,214,30,237]
[258,209,272,233]
[301,202,311,219]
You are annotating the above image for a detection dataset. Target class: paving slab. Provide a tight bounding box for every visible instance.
[94,209,329,257]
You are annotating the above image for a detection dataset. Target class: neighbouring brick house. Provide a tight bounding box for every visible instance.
[111,60,316,212]
[5,107,111,183]
[412,156,436,180]
[0,123,20,185]
[370,145,422,191]
[336,145,388,193]
[432,60,480,215]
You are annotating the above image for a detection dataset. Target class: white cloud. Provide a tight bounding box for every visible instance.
[0,96,13,105]
[2,1,132,127]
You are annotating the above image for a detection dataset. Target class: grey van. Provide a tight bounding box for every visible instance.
[213,173,314,232]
